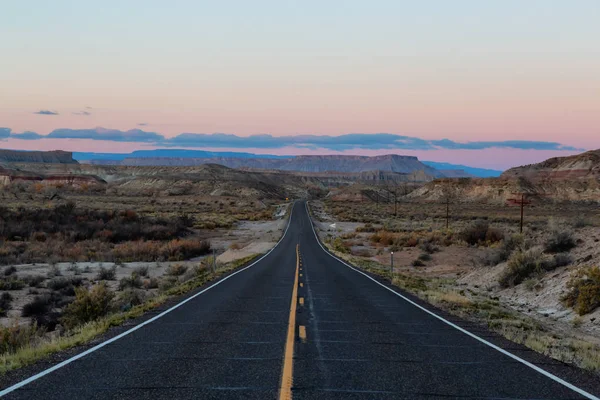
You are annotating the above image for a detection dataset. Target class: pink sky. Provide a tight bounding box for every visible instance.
[2,1,598,171]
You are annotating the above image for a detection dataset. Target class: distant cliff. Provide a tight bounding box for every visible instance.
[102,154,443,179]
[0,150,77,164]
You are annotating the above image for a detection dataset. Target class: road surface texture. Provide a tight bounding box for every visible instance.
[1,201,599,399]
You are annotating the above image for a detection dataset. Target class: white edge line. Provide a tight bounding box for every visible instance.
[0,202,296,397]
[304,202,599,400]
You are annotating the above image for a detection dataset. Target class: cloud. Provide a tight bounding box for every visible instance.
[137,123,148,126]
[85,106,93,110]
[1,127,582,152]
[33,110,59,115]
[10,131,44,140]
[0,127,11,139]
[46,127,164,142]
[162,132,580,152]
[73,111,92,116]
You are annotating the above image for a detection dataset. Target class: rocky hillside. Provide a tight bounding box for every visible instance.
[93,154,443,180]
[410,149,600,203]
[0,165,104,187]
[0,149,77,164]
[502,149,600,181]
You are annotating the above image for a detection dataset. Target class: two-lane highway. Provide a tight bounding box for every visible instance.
[1,201,599,399]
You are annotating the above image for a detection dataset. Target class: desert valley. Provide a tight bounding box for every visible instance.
[1,148,599,378]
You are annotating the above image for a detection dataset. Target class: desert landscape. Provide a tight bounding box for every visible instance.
[1,148,600,376]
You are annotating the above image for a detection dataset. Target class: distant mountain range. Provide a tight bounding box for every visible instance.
[73,150,502,177]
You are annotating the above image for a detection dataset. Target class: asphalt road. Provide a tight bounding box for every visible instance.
[2,201,599,399]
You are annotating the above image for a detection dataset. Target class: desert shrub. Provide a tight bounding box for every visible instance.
[47,276,84,291]
[460,221,503,246]
[133,266,149,278]
[412,259,425,267]
[0,322,44,355]
[498,249,544,288]
[485,234,525,266]
[0,292,13,316]
[23,275,46,288]
[67,263,81,275]
[47,264,62,278]
[562,266,600,315]
[112,239,210,262]
[119,273,143,290]
[541,253,573,271]
[351,248,372,257]
[229,242,243,250]
[356,223,376,233]
[96,266,117,281]
[0,277,26,290]
[166,264,188,276]
[143,277,160,289]
[544,230,576,253]
[572,216,591,229]
[419,241,439,254]
[158,276,178,292]
[22,295,52,317]
[418,253,432,262]
[3,266,17,276]
[331,237,350,253]
[117,289,146,311]
[370,231,395,246]
[61,283,114,329]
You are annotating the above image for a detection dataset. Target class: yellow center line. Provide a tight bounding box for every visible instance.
[299,297,304,306]
[279,244,300,400]
[299,325,307,343]
[300,283,303,287]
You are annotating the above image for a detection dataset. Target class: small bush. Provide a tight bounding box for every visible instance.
[166,264,188,276]
[119,274,143,290]
[117,289,146,311]
[499,234,524,262]
[0,322,44,355]
[143,277,160,289]
[0,278,26,291]
[351,248,372,257]
[412,259,425,267]
[3,266,17,276]
[47,277,84,291]
[419,241,439,254]
[96,266,117,281]
[61,283,114,329]
[22,295,52,317]
[356,223,376,233]
[562,266,600,315]
[331,237,350,254]
[542,253,573,271]
[24,275,45,288]
[418,253,432,262]
[133,266,149,278]
[460,221,503,246]
[572,216,591,229]
[0,292,13,316]
[47,264,62,277]
[544,230,576,253]
[499,249,544,288]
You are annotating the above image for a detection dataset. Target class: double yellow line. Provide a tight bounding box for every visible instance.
[279,244,301,400]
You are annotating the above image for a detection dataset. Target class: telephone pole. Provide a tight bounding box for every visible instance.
[507,193,531,233]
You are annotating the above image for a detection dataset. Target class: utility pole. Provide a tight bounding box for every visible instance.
[446,197,450,230]
[390,252,394,280]
[520,193,524,233]
[507,193,531,234]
